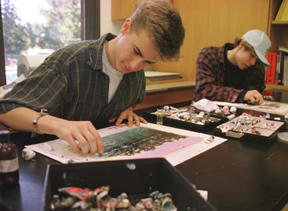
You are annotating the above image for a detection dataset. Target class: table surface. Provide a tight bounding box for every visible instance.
[1,98,288,211]
[1,127,288,211]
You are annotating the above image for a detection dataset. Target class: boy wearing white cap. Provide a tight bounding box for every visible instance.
[193,29,271,105]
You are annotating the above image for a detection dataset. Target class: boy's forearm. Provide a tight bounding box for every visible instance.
[0,107,104,154]
[0,107,58,135]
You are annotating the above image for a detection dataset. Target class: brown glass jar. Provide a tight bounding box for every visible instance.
[0,131,19,187]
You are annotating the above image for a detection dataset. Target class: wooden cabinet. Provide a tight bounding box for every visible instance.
[111,0,137,20]
[135,85,194,110]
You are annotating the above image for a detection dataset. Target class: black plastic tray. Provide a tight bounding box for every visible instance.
[142,106,226,132]
[214,114,286,142]
[43,158,216,210]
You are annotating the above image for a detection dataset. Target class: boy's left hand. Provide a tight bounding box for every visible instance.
[114,107,147,127]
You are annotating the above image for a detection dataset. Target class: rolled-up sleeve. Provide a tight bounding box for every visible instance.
[0,61,67,115]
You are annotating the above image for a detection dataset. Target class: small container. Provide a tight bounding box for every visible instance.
[0,130,19,187]
[156,109,164,125]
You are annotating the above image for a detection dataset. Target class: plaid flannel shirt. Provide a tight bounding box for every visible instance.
[0,33,146,123]
[192,43,266,103]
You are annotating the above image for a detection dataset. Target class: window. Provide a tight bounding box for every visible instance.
[0,0,100,85]
[1,0,81,84]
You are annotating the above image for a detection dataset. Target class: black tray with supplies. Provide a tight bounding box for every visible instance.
[214,112,285,141]
[43,158,216,211]
[142,104,227,132]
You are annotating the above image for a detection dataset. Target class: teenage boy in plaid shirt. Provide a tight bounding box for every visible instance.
[0,0,185,155]
[193,29,270,105]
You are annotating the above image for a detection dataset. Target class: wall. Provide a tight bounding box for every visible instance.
[100,0,270,84]
[153,0,270,82]
[100,0,123,35]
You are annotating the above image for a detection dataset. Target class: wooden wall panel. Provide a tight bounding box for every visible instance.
[152,0,270,82]
[111,0,137,20]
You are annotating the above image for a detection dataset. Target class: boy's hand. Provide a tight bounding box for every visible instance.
[52,118,103,155]
[114,107,147,127]
[244,90,264,105]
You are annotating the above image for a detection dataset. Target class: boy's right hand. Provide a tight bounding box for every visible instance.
[244,90,264,105]
[46,118,104,155]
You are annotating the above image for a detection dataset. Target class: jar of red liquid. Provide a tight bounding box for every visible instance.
[0,130,19,187]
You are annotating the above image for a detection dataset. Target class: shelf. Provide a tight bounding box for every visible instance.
[145,71,182,81]
[266,84,288,91]
[272,20,288,25]
[146,80,194,93]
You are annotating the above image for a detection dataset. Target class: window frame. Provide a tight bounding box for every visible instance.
[0,1,6,85]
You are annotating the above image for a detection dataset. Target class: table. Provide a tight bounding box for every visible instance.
[1,127,288,211]
[1,101,288,211]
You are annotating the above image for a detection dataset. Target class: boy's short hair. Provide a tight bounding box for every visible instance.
[130,0,185,61]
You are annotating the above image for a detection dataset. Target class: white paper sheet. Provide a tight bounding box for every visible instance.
[214,100,288,116]
[25,123,227,166]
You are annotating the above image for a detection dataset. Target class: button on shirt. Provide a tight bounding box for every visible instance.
[0,33,146,123]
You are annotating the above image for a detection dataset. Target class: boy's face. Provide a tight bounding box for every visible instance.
[235,42,257,70]
[112,19,161,74]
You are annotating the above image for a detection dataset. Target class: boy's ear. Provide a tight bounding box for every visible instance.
[239,40,246,48]
[121,18,132,34]
[236,40,246,51]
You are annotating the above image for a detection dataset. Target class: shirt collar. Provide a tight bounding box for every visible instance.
[219,43,234,64]
[88,33,116,71]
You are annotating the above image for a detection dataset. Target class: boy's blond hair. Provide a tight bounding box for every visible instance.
[130,0,185,61]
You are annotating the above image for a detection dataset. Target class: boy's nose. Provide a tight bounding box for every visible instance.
[130,59,145,71]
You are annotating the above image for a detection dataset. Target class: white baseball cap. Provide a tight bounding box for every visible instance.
[241,29,271,66]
